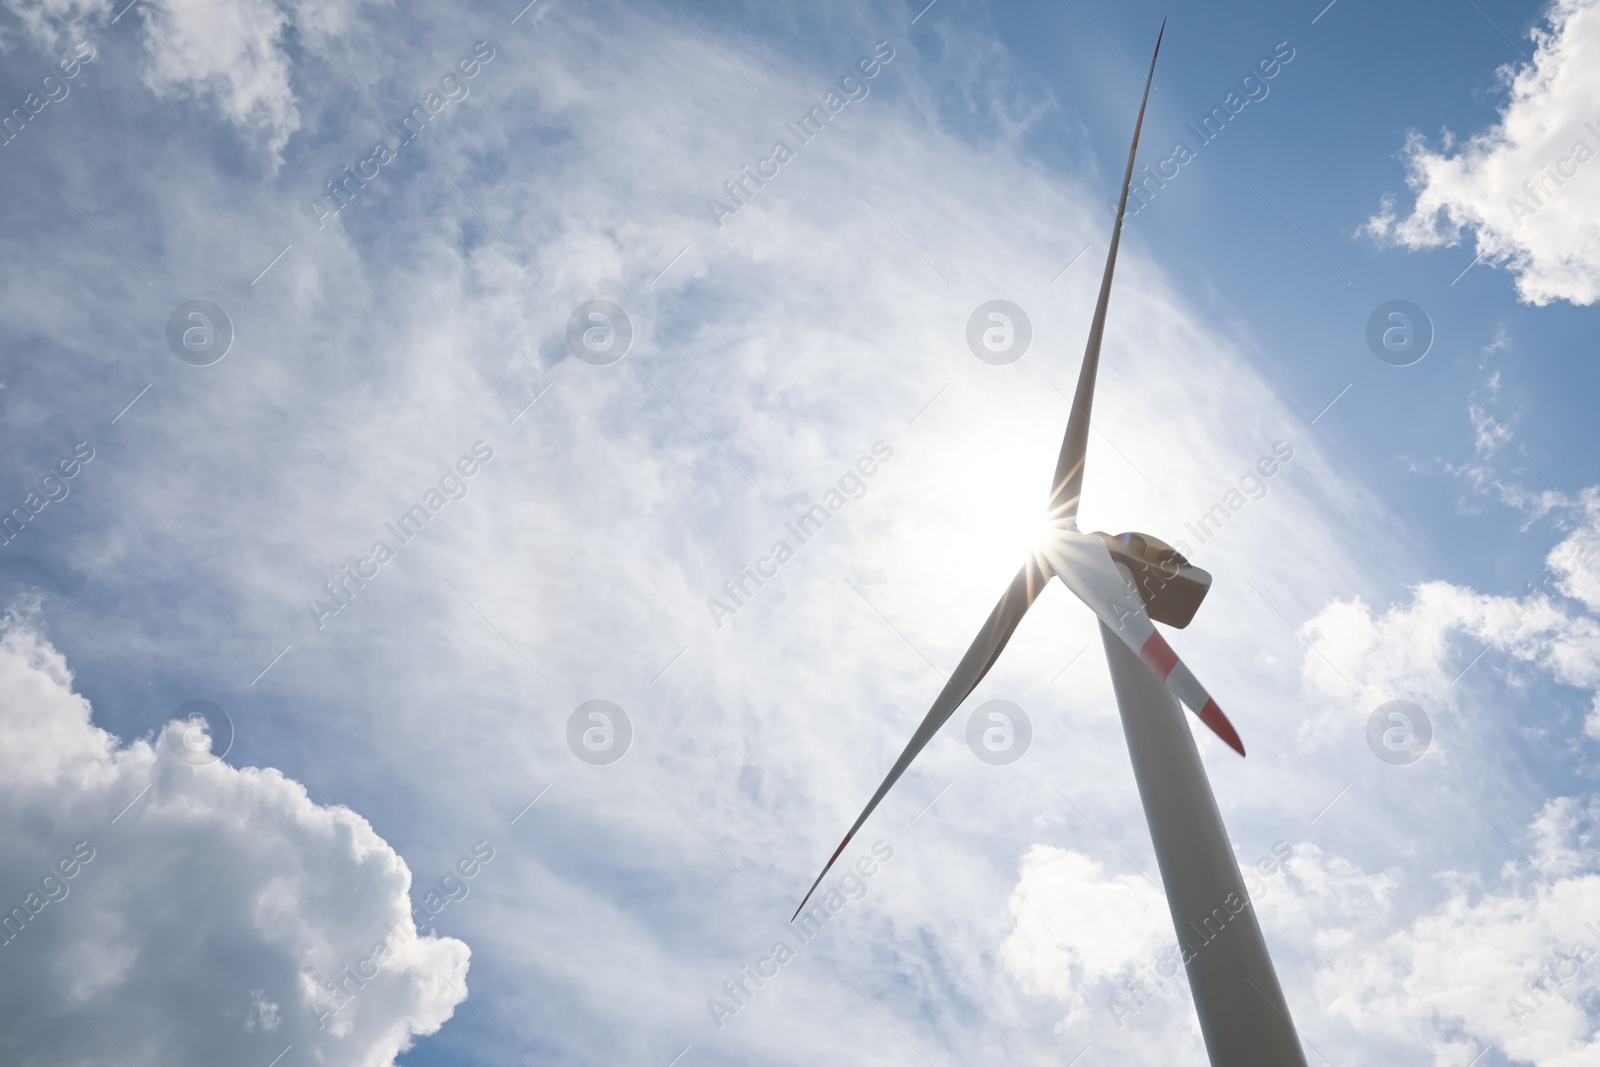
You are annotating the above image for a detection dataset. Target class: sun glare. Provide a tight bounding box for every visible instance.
[1031,512,1065,555]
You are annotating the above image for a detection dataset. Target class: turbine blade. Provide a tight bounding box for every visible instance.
[792,559,1051,920]
[1049,20,1165,526]
[1042,532,1245,757]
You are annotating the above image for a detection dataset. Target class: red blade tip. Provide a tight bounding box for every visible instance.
[1199,699,1245,757]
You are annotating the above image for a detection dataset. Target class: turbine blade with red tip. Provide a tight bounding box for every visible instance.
[1041,532,1245,756]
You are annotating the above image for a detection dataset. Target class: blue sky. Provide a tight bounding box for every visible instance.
[2,0,1599,1065]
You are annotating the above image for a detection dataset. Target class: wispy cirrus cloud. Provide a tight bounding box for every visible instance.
[4,0,384,163]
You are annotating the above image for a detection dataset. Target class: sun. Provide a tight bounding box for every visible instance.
[1030,511,1066,555]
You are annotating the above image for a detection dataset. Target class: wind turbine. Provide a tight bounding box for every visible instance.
[792,23,1309,1066]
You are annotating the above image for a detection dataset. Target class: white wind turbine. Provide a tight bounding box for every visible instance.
[792,23,1309,1065]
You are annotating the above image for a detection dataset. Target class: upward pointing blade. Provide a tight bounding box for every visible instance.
[1049,20,1165,527]
[791,559,1050,920]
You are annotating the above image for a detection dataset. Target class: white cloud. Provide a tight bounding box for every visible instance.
[1259,487,1600,1061]
[1314,798,1600,1067]
[1293,493,1600,746]
[1550,489,1600,611]
[1000,846,1170,1029]
[1364,0,1600,305]
[0,0,106,51]
[136,0,304,161]
[1002,816,1600,1067]
[1253,842,1397,961]
[1435,376,1575,523]
[3,0,381,163]
[0,601,468,1067]
[1003,821,1600,1067]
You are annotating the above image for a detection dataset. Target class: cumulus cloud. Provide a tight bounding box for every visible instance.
[0,601,467,1067]
[999,838,1393,1058]
[1000,846,1172,1029]
[1252,842,1397,961]
[1315,797,1600,1067]
[1005,822,1600,1067]
[1293,490,1600,745]
[1298,580,1600,738]
[1363,0,1600,305]
[1549,490,1600,612]
[1258,480,1600,1059]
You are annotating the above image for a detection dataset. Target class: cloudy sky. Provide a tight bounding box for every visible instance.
[1,0,1598,1064]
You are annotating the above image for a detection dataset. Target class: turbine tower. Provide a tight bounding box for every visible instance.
[793,23,1309,1066]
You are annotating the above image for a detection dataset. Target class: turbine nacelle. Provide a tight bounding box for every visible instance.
[1096,530,1212,629]
[1032,526,1211,630]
